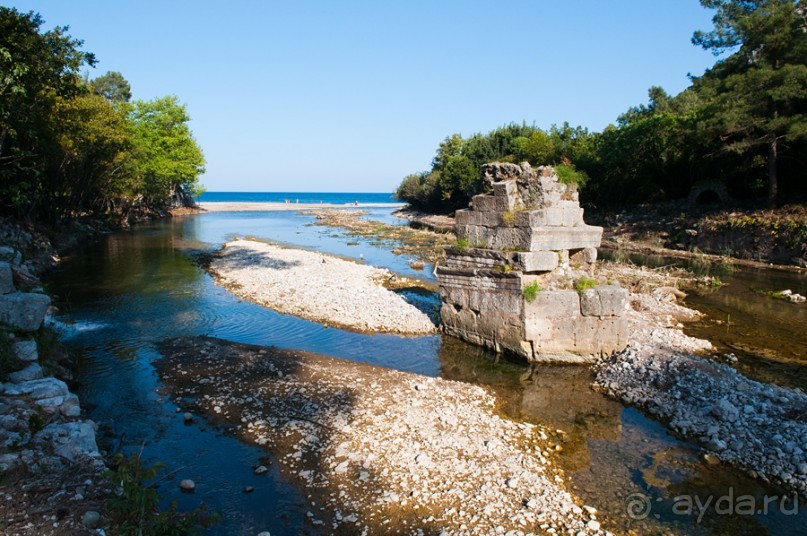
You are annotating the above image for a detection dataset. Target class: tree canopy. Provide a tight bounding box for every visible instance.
[397,0,806,212]
[0,7,205,224]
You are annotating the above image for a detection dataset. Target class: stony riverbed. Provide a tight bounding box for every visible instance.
[157,337,605,536]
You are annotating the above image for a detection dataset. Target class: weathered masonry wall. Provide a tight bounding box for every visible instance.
[437,163,629,363]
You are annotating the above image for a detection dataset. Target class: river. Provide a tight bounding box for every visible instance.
[46,209,805,535]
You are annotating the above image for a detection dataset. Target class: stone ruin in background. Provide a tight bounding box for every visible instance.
[436,162,629,363]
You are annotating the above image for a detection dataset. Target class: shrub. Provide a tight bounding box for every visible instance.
[522,281,541,303]
[575,276,597,294]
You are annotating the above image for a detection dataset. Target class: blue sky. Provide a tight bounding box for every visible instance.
[12,1,719,193]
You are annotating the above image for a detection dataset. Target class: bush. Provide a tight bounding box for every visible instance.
[575,276,597,294]
[522,281,541,303]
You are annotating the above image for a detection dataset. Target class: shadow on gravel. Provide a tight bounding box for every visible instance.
[217,247,303,271]
[155,336,447,535]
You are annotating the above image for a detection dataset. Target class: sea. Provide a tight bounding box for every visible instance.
[196,191,400,205]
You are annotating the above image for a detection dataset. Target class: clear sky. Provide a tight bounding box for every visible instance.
[11,1,719,193]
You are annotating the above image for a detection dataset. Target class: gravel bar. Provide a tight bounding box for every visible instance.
[210,239,436,335]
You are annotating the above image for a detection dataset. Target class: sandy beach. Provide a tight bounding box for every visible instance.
[198,201,405,212]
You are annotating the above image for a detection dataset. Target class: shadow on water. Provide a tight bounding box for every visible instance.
[45,213,806,535]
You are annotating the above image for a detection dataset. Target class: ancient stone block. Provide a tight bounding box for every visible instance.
[492,181,519,211]
[471,195,498,212]
[0,262,13,294]
[485,227,530,251]
[0,291,51,332]
[580,286,629,317]
[562,207,584,227]
[527,225,603,251]
[524,318,577,353]
[572,317,628,355]
[456,209,502,227]
[513,210,546,228]
[515,251,558,272]
[523,290,580,320]
[440,285,468,308]
[545,208,564,226]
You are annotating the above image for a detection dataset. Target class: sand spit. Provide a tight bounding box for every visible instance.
[209,239,436,335]
[157,337,604,535]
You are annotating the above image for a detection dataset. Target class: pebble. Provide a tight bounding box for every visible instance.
[183,412,193,423]
[254,465,268,475]
[179,479,196,492]
[212,240,437,334]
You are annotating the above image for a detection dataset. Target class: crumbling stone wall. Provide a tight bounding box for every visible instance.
[437,163,629,363]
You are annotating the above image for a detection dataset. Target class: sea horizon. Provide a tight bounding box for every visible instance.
[197,191,401,205]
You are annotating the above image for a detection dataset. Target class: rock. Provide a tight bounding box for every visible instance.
[711,398,740,423]
[244,486,254,493]
[505,477,518,489]
[12,339,38,362]
[60,393,82,417]
[82,510,101,529]
[0,246,21,266]
[8,363,43,383]
[34,422,100,462]
[703,453,720,466]
[0,291,51,331]
[586,519,601,531]
[0,261,13,294]
[254,465,268,475]
[179,479,196,492]
[257,532,271,536]
[183,412,193,423]
[2,377,69,399]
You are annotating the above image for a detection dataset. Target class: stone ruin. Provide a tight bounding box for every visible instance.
[436,162,629,363]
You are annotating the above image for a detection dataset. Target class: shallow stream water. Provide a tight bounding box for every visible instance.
[46,210,806,535]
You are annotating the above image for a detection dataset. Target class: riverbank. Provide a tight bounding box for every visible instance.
[0,218,109,535]
[157,336,603,535]
[209,239,437,334]
[388,203,807,271]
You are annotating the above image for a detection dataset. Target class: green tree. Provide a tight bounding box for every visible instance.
[91,71,132,103]
[130,96,205,204]
[48,92,135,220]
[0,7,95,220]
[693,0,807,206]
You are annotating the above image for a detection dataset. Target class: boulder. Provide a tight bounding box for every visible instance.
[12,339,38,362]
[8,363,44,383]
[34,421,101,462]
[0,291,51,331]
[0,261,13,294]
[0,246,21,266]
[2,377,69,399]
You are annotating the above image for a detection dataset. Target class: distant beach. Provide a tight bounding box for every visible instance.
[196,191,404,212]
[198,201,404,212]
